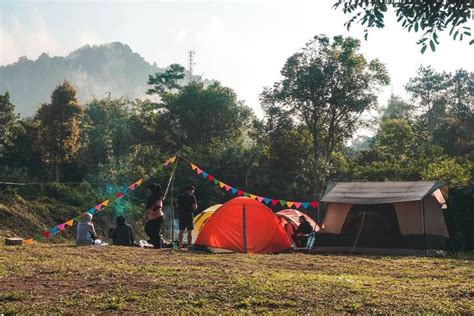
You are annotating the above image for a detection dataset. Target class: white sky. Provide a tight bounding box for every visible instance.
[1,0,473,118]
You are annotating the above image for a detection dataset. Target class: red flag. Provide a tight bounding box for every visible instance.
[310,201,319,208]
[208,175,215,182]
[271,199,279,206]
[41,231,51,238]
[237,190,244,196]
[115,192,125,198]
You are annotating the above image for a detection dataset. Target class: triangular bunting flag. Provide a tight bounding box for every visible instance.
[135,179,143,186]
[65,219,74,227]
[294,202,302,209]
[57,223,66,231]
[249,194,257,200]
[302,202,310,209]
[213,179,219,185]
[231,188,238,195]
[23,239,33,245]
[271,199,279,206]
[263,198,272,204]
[128,183,137,190]
[237,190,244,196]
[94,204,103,211]
[243,192,250,197]
[115,192,125,198]
[196,168,203,175]
[310,201,319,208]
[191,164,198,170]
[101,200,110,207]
[163,160,170,167]
[279,200,287,207]
[219,182,226,189]
[224,185,232,191]
[202,172,208,178]
[169,156,177,163]
[207,175,215,182]
[73,216,81,222]
[33,235,43,241]
[49,227,59,235]
[257,196,264,202]
[88,208,97,214]
[122,188,130,194]
[286,201,294,208]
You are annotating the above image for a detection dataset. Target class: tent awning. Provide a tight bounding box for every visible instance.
[321,181,446,204]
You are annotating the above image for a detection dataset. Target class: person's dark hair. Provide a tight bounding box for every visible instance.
[299,215,307,221]
[147,183,163,208]
[185,185,195,191]
[117,215,126,226]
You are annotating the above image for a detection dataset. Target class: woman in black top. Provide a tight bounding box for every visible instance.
[144,183,165,249]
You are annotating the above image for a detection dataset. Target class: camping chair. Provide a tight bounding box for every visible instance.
[305,231,316,251]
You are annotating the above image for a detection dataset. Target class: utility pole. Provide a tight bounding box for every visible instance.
[188,50,195,76]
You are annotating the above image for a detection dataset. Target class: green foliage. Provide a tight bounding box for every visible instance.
[446,184,474,251]
[381,95,413,121]
[44,182,100,208]
[146,63,186,96]
[261,34,389,192]
[333,1,473,52]
[0,92,20,148]
[35,81,84,181]
[421,158,471,187]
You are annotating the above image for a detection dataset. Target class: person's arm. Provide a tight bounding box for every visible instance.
[89,224,97,240]
[129,225,135,245]
[192,196,197,211]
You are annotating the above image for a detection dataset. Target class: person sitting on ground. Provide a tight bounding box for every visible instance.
[176,185,197,249]
[108,215,135,246]
[76,212,97,246]
[292,215,314,247]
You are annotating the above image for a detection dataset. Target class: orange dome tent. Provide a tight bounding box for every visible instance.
[195,197,292,254]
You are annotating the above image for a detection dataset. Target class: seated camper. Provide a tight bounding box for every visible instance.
[76,212,97,246]
[292,216,313,247]
[108,215,135,246]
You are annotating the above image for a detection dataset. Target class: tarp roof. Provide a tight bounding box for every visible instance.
[321,181,446,204]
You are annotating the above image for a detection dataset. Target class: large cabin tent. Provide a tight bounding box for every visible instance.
[313,181,451,255]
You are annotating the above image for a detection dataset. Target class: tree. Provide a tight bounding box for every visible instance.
[156,81,253,149]
[333,0,473,53]
[35,81,84,182]
[381,95,413,121]
[0,92,19,148]
[261,35,389,192]
[146,64,186,96]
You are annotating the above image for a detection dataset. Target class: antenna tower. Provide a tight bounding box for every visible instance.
[188,50,195,76]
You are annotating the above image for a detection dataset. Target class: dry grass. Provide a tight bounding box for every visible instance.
[1,243,473,313]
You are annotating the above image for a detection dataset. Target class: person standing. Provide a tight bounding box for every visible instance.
[145,183,164,249]
[177,185,197,248]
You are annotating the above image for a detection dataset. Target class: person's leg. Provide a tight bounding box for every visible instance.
[145,221,153,243]
[292,234,300,247]
[178,230,184,248]
[155,217,164,249]
[187,230,192,248]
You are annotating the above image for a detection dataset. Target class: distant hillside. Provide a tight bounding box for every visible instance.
[0,42,196,116]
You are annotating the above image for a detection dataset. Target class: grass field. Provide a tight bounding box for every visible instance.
[1,244,473,314]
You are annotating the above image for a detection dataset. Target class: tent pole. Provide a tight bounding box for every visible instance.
[351,211,366,254]
[242,204,247,254]
[422,198,427,256]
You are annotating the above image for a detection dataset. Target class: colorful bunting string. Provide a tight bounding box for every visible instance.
[187,162,319,210]
[22,155,177,245]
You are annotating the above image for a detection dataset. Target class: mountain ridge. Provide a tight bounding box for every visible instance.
[0,42,188,116]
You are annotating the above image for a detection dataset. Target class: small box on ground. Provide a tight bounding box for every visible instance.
[5,238,24,246]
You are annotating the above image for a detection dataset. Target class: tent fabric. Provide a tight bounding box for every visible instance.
[276,209,319,231]
[192,204,222,240]
[321,181,446,204]
[195,197,292,254]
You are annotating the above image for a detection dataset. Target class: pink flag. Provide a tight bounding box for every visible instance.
[57,223,66,230]
[224,185,231,191]
[294,202,302,209]
[196,168,203,175]
[95,204,103,211]
[128,183,137,190]
[256,196,264,202]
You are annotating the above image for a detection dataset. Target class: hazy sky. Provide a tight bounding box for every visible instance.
[1,0,473,118]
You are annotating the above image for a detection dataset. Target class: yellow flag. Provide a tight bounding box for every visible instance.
[65,219,74,226]
[23,239,33,245]
[218,182,226,189]
[135,179,143,186]
[169,156,177,163]
[101,200,110,207]
[286,201,294,208]
[249,194,257,200]
[191,164,198,170]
